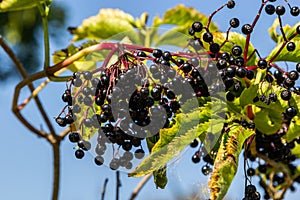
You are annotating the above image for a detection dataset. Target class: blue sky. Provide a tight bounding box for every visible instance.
[1,0,300,200]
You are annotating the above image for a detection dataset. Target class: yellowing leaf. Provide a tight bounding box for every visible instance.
[209,125,254,200]
[0,0,50,12]
[70,8,139,42]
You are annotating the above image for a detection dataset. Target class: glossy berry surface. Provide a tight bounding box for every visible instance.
[229,18,240,28]
[241,24,253,35]
[290,6,300,16]
[276,5,286,15]
[265,4,275,15]
[203,32,213,43]
[192,21,203,32]
[286,42,296,52]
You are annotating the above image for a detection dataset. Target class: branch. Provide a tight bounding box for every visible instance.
[130,174,152,200]
[101,178,109,200]
[51,141,61,200]
[0,35,55,135]
[116,171,121,200]
[243,0,266,65]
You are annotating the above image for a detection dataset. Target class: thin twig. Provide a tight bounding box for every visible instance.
[101,178,109,200]
[0,35,55,134]
[116,171,121,200]
[130,174,152,200]
[243,0,266,65]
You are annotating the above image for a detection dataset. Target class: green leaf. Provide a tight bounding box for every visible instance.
[267,20,300,62]
[268,18,281,43]
[0,0,50,12]
[70,8,139,42]
[254,108,282,134]
[153,4,218,48]
[239,84,259,107]
[52,41,107,72]
[209,125,254,200]
[292,142,300,158]
[268,19,300,44]
[156,4,218,31]
[286,116,300,142]
[153,167,168,189]
[267,40,300,62]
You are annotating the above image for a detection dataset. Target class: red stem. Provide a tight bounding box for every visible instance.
[268,32,298,63]
[243,1,267,66]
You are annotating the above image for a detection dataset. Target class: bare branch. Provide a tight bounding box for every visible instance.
[130,174,152,200]
[101,178,109,200]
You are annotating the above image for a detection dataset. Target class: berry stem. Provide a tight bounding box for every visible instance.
[278,15,288,41]
[244,1,266,65]
[220,27,232,49]
[205,3,227,31]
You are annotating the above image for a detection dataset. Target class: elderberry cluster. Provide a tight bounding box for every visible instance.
[56,36,220,171]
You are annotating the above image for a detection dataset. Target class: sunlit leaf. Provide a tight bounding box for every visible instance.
[70,8,139,42]
[266,40,300,63]
[0,0,50,12]
[209,124,254,200]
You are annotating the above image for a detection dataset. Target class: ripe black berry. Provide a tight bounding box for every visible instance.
[286,42,296,52]
[69,132,80,143]
[235,57,244,67]
[94,155,104,166]
[276,5,286,16]
[188,28,195,36]
[83,71,92,80]
[286,106,297,118]
[229,18,239,28]
[216,59,228,70]
[192,21,203,32]
[190,139,199,148]
[236,67,246,78]
[78,140,91,151]
[75,149,85,159]
[257,59,268,69]
[241,24,253,35]
[280,89,291,101]
[181,62,192,73]
[297,25,300,34]
[134,149,145,159]
[296,63,300,73]
[290,6,300,16]
[56,117,67,127]
[201,165,211,175]
[288,70,299,81]
[247,168,255,176]
[192,153,201,163]
[227,0,235,9]
[226,91,235,101]
[152,49,163,58]
[269,93,277,102]
[265,4,276,15]
[231,45,243,56]
[209,43,220,53]
[245,184,257,194]
[137,51,147,57]
[203,32,213,43]
[162,51,172,61]
[246,70,254,80]
[109,159,120,170]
